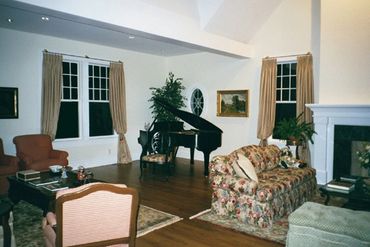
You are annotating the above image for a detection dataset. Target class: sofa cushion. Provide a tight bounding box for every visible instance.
[232,153,258,182]
[233,145,280,173]
[256,167,316,202]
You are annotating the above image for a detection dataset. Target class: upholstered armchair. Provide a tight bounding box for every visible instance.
[42,182,139,247]
[13,134,68,171]
[0,138,19,195]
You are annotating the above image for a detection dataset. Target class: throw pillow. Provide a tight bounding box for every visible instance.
[232,153,258,183]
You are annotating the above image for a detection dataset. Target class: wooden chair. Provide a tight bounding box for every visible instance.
[13,134,68,171]
[42,182,139,247]
[139,131,174,181]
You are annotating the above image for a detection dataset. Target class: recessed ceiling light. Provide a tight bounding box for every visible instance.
[128,35,135,39]
[7,18,13,23]
[41,16,49,21]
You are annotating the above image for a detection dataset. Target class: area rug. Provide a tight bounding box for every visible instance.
[190,192,346,245]
[12,201,182,247]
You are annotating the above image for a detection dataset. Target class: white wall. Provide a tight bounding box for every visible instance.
[166,0,313,159]
[0,28,166,168]
[318,0,370,104]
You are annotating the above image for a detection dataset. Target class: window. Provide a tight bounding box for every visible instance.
[273,61,297,139]
[56,59,114,140]
[190,88,204,116]
[56,61,79,139]
[88,65,113,137]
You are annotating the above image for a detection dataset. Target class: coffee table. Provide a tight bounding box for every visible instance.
[319,178,370,211]
[7,170,101,215]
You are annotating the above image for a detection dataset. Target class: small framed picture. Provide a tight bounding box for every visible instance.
[0,87,18,119]
[217,89,249,117]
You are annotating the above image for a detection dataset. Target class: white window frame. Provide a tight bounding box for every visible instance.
[55,56,116,142]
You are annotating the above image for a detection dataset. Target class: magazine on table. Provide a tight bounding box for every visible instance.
[42,182,69,192]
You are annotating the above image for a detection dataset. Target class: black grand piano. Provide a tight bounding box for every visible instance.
[138,99,222,176]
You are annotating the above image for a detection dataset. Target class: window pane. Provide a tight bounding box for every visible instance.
[89,102,113,137]
[89,89,93,100]
[107,79,109,90]
[101,90,107,100]
[282,89,290,101]
[276,89,281,101]
[94,89,100,100]
[277,64,282,76]
[56,102,79,139]
[62,62,69,74]
[94,78,99,88]
[89,77,93,88]
[282,64,290,75]
[291,76,296,88]
[71,88,78,99]
[71,63,78,75]
[272,103,296,139]
[63,88,70,99]
[89,65,92,75]
[276,77,281,88]
[71,75,78,87]
[94,66,99,76]
[291,89,296,101]
[282,76,290,88]
[101,79,106,89]
[291,63,296,75]
[63,75,70,87]
[101,67,106,77]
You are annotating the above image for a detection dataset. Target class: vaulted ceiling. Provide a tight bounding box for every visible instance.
[0,0,283,58]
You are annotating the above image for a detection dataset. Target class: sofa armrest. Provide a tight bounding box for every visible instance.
[209,155,234,177]
[49,150,68,159]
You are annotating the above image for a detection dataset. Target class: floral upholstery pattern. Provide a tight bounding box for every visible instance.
[209,144,317,228]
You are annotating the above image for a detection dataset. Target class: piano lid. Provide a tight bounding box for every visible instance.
[155,99,223,133]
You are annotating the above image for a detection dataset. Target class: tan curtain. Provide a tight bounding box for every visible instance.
[257,58,277,146]
[109,62,132,164]
[41,52,63,140]
[296,53,314,164]
[297,53,314,123]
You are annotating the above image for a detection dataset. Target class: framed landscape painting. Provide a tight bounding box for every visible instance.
[217,89,249,117]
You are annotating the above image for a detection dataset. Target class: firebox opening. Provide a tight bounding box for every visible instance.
[333,125,370,179]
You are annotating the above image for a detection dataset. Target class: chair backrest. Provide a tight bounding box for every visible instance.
[0,138,4,157]
[55,182,139,247]
[148,131,173,155]
[13,134,53,161]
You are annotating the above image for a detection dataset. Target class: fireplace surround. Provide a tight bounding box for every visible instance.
[306,104,370,185]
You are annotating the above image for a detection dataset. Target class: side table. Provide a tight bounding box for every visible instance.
[0,198,13,247]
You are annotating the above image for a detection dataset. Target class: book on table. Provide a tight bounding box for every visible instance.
[340,175,360,183]
[29,177,60,187]
[327,180,355,191]
[42,182,69,192]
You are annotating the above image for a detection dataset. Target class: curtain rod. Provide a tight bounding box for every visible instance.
[265,52,311,59]
[43,49,122,64]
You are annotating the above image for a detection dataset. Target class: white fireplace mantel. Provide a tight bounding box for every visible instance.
[306,104,370,184]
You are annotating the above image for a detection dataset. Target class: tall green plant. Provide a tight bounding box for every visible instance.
[149,72,186,121]
[274,113,316,145]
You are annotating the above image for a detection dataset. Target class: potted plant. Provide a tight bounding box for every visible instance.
[148,72,186,122]
[274,113,316,159]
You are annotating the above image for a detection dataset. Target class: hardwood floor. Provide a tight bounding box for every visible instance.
[90,158,283,247]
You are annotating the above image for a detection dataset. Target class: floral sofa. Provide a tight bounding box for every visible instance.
[209,144,317,228]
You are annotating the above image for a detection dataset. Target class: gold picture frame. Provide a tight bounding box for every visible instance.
[217,90,249,117]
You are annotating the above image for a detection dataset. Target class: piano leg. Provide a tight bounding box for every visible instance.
[190,147,195,164]
[203,151,211,177]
